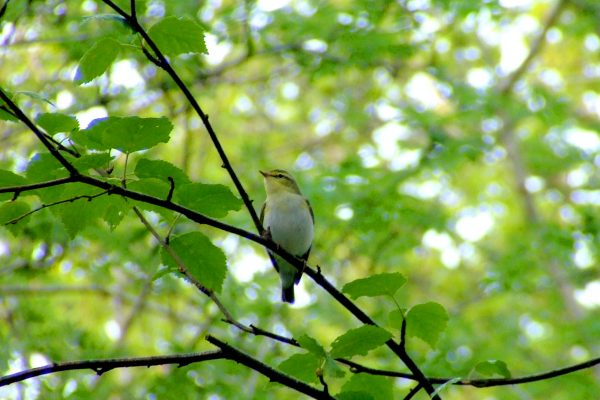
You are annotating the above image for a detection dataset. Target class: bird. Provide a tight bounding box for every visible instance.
[260,169,314,303]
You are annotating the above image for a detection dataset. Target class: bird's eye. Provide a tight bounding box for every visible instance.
[277,174,284,178]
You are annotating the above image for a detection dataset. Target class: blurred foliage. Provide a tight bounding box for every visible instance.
[1,0,599,399]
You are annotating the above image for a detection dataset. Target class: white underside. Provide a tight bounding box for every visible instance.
[264,192,313,289]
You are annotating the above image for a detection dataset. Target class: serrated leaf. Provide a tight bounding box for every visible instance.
[475,360,511,379]
[330,326,392,359]
[72,116,172,153]
[36,113,79,134]
[0,170,28,201]
[148,16,207,56]
[405,302,448,348]
[175,182,242,218]
[297,334,326,357]
[134,158,191,187]
[160,232,227,293]
[0,201,30,226]
[75,38,120,84]
[342,272,407,299]
[50,184,108,237]
[339,373,393,400]
[278,353,320,383]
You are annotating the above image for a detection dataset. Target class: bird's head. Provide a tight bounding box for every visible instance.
[260,169,302,195]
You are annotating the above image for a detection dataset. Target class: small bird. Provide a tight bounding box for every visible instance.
[260,169,314,303]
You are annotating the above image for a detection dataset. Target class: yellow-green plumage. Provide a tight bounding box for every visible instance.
[260,170,314,303]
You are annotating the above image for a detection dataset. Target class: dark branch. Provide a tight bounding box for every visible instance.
[206,335,334,400]
[0,176,77,195]
[0,351,223,387]
[338,356,600,388]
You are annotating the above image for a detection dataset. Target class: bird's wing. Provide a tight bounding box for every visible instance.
[259,202,266,224]
[306,198,314,224]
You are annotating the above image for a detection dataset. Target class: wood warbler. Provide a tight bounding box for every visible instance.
[260,169,314,303]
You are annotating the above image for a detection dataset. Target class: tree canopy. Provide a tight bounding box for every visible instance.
[1,0,599,399]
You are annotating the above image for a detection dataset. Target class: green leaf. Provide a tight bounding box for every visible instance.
[50,184,108,237]
[175,182,242,218]
[330,326,392,358]
[71,153,114,171]
[160,232,227,293]
[134,158,191,187]
[296,334,326,357]
[475,360,512,379]
[405,302,449,348]
[128,178,171,199]
[0,170,28,201]
[72,116,172,153]
[75,38,120,84]
[148,16,207,56]
[0,201,30,227]
[278,352,320,383]
[127,178,174,220]
[388,309,405,331]
[342,272,407,299]
[338,373,393,400]
[36,113,79,134]
[26,153,68,181]
[336,392,374,400]
[0,107,18,121]
[102,196,129,230]
[323,355,345,378]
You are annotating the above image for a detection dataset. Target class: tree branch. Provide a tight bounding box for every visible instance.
[0,351,224,387]
[206,335,334,399]
[338,356,600,388]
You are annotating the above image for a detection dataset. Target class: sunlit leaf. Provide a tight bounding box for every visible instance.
[297,334,326,357]
[161,232,227,293]
[278,352,320,383]
[330,326,392,358]
[342,272,407,299]
[72,116,172,153]
[36,113,79,134]
[75,38,120,84]
[405,302,448,348]
[148,16,207,56]
[175,182,242,218]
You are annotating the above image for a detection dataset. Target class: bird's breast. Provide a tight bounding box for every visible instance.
[264,193,313,256]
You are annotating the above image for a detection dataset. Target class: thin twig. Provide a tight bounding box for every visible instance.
[5,191,108,225]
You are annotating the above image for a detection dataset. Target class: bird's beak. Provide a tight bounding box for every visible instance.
[259,170,268,177]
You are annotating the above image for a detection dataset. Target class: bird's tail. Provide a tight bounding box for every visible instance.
[281,283,295,303]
